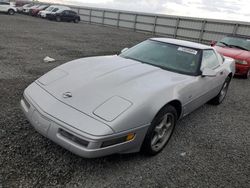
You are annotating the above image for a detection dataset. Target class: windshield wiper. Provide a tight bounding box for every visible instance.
[122,56,166,70]
[228,45,249,51]
[122,56,146,64]
[218,41,229,46]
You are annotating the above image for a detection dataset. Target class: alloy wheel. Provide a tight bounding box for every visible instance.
[151,113,175,152]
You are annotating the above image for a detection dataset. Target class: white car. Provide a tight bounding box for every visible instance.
[0,1,17,15]
[21,38,235,158]
[39,5,70,18]
[23,4,39,14]
[17,3,32,13]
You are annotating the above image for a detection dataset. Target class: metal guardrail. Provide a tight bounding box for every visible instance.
[66,5,250,44]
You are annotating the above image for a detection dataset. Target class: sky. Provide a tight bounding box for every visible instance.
[41,0,250,22]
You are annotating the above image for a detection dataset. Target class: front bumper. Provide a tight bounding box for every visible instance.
[20,84,148,158]
[235,64,249,76]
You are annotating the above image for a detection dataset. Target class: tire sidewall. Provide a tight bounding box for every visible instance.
[141,105,177,155]
[246,69,250,79]
[8,9,15,15]
[74,18,79,23]
[218,76,231,103]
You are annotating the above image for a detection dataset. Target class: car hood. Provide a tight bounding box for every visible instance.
[215,46,250,62]
[37,55,190,123]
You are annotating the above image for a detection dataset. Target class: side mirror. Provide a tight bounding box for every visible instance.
[210,40,216,47]
[202,68,217,77]
[121,47,129,53]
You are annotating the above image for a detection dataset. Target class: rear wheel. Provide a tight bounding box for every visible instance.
[141,105,177,155]
[8,9,15,15]
[56,16,61,22]
[74,18,79,23]
[209,76,231,105]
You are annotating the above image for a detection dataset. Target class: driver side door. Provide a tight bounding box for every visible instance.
[0,2,9,12]
[182,49,225,116]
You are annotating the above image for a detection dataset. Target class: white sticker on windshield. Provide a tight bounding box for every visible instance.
[178,47,197,55]
[247,39,250,41]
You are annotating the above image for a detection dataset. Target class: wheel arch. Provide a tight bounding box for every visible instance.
[8,8,15,12]
[155,100,183,120]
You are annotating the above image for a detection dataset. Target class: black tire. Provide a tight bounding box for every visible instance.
[74,18,79,23]
[209,76,231,105]
[243,69,250,79]
[141,105,177,155]
[8,9,15,15]
[56,16,61,22]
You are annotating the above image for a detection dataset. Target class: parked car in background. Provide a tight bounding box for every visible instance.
[0,1,17,15]
[212,35,250,78]
[47,10,80,23]
[23,4,39,14]
[15,0,31,12]
[17,3,32,13]
[38,5,54,18]
[39,5,70,18]
[21,38,235,158]
[30,4,49,16]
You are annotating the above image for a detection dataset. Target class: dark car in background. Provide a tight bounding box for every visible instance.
[47,10,80,23]
[212,35,250,78]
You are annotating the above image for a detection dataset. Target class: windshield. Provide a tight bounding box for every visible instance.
[120,40,201,75]
[217,36,250,51]
[45,7,53,11]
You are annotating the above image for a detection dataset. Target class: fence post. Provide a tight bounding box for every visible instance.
[134,14,137,31]
[117,12,120,28]
[89,9,92,24]
[152,16,157,34]
[102,10,105,25]
[174,18,180,38]
[199,20,206,43]
[233,24,239,35]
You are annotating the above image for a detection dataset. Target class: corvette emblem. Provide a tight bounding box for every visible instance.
[62,92,72,98]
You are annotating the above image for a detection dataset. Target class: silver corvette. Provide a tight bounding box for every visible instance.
[21,38,235,158]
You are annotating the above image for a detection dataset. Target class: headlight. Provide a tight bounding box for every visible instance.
[101,133,135,148]
[235,59,248,65]
[93,96,132,122]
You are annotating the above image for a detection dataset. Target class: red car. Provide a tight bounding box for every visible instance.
[212,35,250,78]
[30,4,49,16]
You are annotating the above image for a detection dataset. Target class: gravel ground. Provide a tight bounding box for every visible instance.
[0,14,249,188]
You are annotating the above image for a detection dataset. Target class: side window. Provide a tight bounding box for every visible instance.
[0,2,10,5]
[215,50,224,64]
[52,8,59,12]
[201,50,220,70]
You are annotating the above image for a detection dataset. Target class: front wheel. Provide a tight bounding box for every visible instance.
[74,18,79,23]
[8,9,15,15]
[209,76,231,105]
[141,105,177,155]
[244,69,250,79]
[56,16,61,22]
